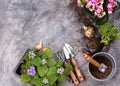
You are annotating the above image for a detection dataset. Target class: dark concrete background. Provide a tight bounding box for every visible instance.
[0,0,120,86]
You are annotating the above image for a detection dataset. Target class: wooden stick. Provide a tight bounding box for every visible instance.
[83,53,101,68]
[71,58,84,82]
[70,70,79,85]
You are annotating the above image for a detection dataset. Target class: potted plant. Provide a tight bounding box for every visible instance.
[77,0,120,25]
[88,52,116,81]
[15,45,73,86]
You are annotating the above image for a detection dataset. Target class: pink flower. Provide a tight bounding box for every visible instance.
[86,0,90,3]
[95,8,103,15]
[92,0,99,5]
[107,2,117,14]
[111,2,117,8]
[97,11,106,18]
[108,10,113,14]
[96,4,103,9]
[86,1,95,11]
[108,0,114,3]
[107,3,113,10]
[77,0,83,7]
[107,2,117,11]
[86,1,92,8]
[107,2,117,9]
[99,0,104,4]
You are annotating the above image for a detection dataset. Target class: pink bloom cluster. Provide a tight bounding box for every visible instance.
[85,0,106,18]
[107,0,117,14]
[77,0,118,18]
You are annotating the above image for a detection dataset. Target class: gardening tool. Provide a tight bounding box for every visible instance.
[83,53,108,73]
[63,43,84,82]
[57,52,79,85]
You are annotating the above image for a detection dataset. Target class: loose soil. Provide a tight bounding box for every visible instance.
[89,56,112,79]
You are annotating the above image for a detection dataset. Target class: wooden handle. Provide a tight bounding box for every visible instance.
[71,58,84,82]
[70,71,79,85]
[83,53,101,67]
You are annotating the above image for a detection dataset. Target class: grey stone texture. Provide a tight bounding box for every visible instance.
[0,0,120,86]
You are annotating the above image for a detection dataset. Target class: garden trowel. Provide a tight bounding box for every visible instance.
[63,43,84,82]
[83,53,108,73]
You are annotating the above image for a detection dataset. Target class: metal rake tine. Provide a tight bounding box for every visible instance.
[57,52,61,59]
[60,51,66,62]
[57,52,64,62]
[61,51,66,60]
[59,52,65,62]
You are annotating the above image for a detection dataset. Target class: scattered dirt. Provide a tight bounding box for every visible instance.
[68,0,83,19]
[85,38,104,54]
[68,0,110,55]
[89,56,112,79]
[81,24,104,55]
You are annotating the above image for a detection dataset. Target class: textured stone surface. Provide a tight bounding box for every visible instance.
[0,0,120,86]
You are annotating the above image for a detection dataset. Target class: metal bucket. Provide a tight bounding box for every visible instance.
[88,52,116,81]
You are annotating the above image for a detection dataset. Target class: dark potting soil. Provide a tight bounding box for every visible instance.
[89,56,112,79]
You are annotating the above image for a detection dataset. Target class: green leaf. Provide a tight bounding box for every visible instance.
[47,59,57,67]
[20,74,31,82]
[47,74,57,85]
[25,60,32,68]
[40,54,48,59]
[21,64,26,69]
[57,74,66,83]
[50,83,56,86]
[23,54,28,60]
[81,0,85,5]
[47,66,57,76]
[56,59,63,67]
[35,50,43,57]
[37,66,48,77]
[36,84,44,86]
[31,77,44,86]
[99,22,120,45]
[24,57,41,68]
[65,63,73,75]
[32,57,42,66]
[47,67,57,85]
[41,47,52,59]
[45,84,49,86]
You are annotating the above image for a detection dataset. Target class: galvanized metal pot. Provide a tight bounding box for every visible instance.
[88,52,116,81]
